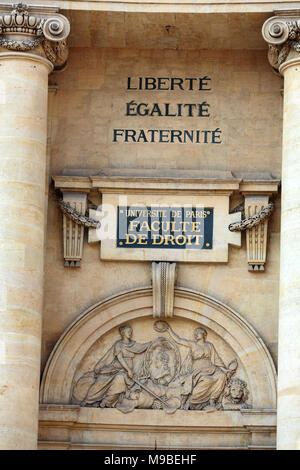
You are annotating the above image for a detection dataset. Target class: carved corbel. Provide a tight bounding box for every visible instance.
[229,196,274,271]
[152,262,177,318]
[58,193,101,267]
[53,176,101,267]
[0,3,70,69]
[61,192,87,267]
[229,178,279,271]
[262,13,300,72]
[244,195,272,271]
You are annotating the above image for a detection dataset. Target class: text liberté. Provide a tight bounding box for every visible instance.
[112,77,222,144]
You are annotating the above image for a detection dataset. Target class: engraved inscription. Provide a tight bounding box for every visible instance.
[117,206,214,249]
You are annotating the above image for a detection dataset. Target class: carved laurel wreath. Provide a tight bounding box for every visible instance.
[228,202,274,232]
[0,36,62,65]
[58,199,101,229]
[59,199,274,233]
[0,36,43,51]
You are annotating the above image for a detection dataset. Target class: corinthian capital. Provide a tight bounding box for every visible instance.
[0,2,70,69]
[262,12,300,73]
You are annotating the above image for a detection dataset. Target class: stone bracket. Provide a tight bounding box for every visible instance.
[245,195,270,271]
[238,179,280,272]
[152,262,177,318]
[61,192,87,267]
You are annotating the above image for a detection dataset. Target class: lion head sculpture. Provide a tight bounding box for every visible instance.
[222,377,251,410]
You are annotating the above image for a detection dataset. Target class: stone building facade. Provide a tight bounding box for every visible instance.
[0,0,299,450]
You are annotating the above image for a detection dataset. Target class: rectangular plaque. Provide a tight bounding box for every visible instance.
[88,186,242,263]
[117,206,213,250]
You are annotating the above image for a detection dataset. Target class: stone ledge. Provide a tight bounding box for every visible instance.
[39,404,276,427]
[38,404,276,450]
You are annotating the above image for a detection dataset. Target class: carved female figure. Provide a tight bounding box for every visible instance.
[155,321,235,409]
[72,325,150,408]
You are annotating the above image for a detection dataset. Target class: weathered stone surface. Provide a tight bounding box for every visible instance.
[38,405,276,450]
[39,36,283,448]
[0,4,70,450]
[0,1,291,451]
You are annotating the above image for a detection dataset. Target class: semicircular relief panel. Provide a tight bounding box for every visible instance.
[40,287,277,413]
[71,317,250,413]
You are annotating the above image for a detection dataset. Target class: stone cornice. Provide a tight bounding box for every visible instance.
[0,2,59,14]
[0,2,70,69]
[11,1,300,15]
[262,11,300,73]
[53,170,280,196]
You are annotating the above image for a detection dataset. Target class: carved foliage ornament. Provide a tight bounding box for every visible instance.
[262,15,300,71]
[71,321,251,414]
[59,199,101,229]
[228,202,274,232]
[0,3,70,68]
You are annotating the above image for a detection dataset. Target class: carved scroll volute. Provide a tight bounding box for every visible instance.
[42,15,70,69]
[62,192,87,267]
[262,15,300,72]
[245,195,270,271]
[262,17,290,45]
[152,262,177,318]
[43,15,70,42]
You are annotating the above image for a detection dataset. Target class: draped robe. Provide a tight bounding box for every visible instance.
[179,341,227,407]
[72,339,150,406]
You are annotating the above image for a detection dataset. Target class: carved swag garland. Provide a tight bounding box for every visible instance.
[72,321,251,414]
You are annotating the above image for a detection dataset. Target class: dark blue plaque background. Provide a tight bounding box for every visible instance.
[117,206,213,249]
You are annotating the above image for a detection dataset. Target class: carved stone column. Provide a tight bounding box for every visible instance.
[263,12,300,450]
[0,3,70,449]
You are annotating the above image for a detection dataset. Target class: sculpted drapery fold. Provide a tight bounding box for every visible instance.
[71,321,249,414]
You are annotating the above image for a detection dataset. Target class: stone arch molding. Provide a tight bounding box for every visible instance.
[40,287,277,409]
